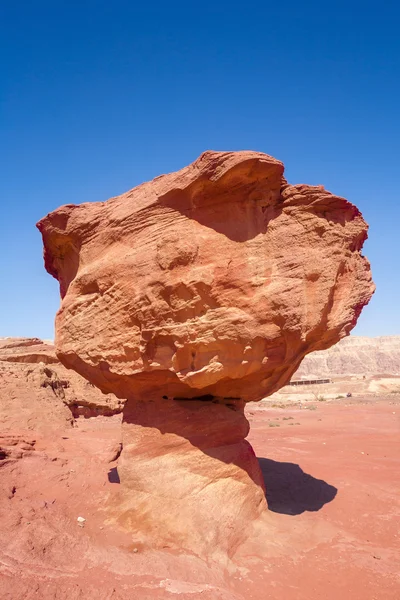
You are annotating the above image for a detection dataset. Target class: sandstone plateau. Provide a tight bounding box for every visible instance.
[37,150,374,556]
[295,335,400,377]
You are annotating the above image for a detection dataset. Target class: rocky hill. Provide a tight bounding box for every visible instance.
[0,337,123,431]
[295,335,400,377]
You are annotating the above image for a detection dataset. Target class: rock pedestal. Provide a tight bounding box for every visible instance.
[114,397,265,557]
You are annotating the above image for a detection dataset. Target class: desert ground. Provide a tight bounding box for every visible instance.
[1,339,399,599]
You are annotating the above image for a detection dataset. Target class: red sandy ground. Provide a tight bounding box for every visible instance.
[0,398,399,599]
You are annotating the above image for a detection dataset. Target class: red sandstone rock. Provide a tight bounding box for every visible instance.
[0,337,58,364]
[37,151,374,402]
[37,150,374,555]
[0,338,123,431]
[112,397,266,559]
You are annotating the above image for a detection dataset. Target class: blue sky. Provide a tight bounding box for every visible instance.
[1,1,399,339]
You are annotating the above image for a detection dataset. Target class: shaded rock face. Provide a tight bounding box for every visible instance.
[37,150,374,555]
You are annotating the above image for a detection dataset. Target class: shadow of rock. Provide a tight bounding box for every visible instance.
[108,467,120,484]
[258,457,337,515]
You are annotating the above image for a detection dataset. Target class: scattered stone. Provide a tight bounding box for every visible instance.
[100,442,123,464]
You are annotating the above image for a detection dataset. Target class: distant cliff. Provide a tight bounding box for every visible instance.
[296,336,400,377]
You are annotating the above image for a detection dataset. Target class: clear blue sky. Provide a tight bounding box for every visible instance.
[1,1,399,339]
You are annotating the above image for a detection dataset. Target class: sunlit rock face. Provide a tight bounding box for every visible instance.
[37,151,374,402]
[37,150,374,557]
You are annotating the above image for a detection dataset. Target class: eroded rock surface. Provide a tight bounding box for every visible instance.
[37,151,373,401]
[112,397,265,559]
[0,338,123,430]
[37,150,374,554]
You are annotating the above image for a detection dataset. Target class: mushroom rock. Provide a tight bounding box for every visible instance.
[37,151,374,557]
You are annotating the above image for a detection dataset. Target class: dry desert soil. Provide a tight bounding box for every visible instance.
[1,394,399,600]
